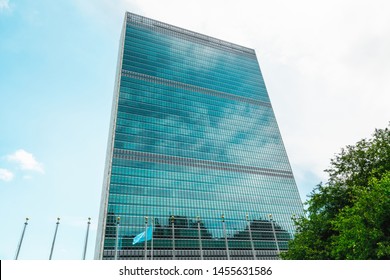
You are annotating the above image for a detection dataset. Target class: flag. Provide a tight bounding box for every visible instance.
[132,226,153,245]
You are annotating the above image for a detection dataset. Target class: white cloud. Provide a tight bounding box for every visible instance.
[0,168,14,182]
[7,149,44,174]
[0,0,10,11]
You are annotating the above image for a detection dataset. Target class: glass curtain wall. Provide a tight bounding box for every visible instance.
[95,12,303,260]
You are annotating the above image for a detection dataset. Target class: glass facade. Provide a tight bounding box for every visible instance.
[95,12,303,260]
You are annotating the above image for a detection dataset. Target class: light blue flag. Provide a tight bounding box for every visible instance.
[132,226,153,245]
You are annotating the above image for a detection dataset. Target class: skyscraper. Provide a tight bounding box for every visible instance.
[95,12,303,260]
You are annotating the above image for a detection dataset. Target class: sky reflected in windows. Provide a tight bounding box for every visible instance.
[98,13,303,258]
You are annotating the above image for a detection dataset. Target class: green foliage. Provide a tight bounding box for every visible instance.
[331,174,390,259]
[282,125,390,260]
[326,126,390,187]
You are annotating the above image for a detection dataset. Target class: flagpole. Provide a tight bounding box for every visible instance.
[114,216,120,260]
[144,216,148,260]
[49,218,60,260]
[246,214,256,260]
[151,217,154,260]
[222,214,230,260]
[171,215,176,260]
[15,218,29,260]
[197,216,203,260]
[269,214,280,256]
[82,217,91,260]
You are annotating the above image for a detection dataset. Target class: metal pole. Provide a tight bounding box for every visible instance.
[269,214,280,255]
[222,214,230,260]
[246,214,256,260]
[144,216,148,260]
[151,217,154,260]
[197,216,203,260]
[15,218,29,260]
[49,218,60,260]
[171,215,176,260]
[114,216,120,260]
[82,217,91,260]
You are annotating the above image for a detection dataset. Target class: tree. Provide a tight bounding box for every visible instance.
[331,174,390,259]
[282,125,390,260]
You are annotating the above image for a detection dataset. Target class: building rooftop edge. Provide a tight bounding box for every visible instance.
[125,11,256,56]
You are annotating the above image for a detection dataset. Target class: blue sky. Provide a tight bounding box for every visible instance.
[1,0,389,260]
